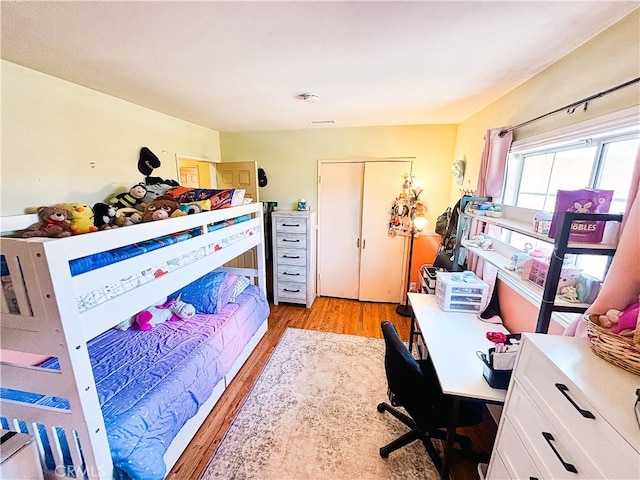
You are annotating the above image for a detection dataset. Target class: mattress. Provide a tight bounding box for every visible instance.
[0,284,269,480]
[69,214,251,276]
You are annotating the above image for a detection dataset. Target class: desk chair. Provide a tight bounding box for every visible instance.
[377,321,483,469]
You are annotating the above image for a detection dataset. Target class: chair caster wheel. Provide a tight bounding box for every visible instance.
[379,447,389,459]
[376,403,385,413]
[458,436,472,452]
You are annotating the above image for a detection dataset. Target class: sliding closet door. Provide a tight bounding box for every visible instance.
[358,161,408,303]
[318,162,364,299]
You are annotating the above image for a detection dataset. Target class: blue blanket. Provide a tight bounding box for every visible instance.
[1,285,269,479]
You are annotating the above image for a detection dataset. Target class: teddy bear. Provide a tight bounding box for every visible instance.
[135,297,196,331]
[93,202,118,230]
[109,183,148,211]
[23,206,73,238]
[114,207,143,227]
[142,196,180,222]
[57,203,99,235]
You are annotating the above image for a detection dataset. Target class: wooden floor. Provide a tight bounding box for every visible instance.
[166,296,498,480]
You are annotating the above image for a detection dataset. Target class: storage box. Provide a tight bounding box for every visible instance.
[435,272,489,312]
[420,265,437,294]
[479,350,513,389]
[524,257,582,291]
[549,189,614,243]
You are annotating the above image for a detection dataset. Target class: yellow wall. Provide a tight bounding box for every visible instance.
[454,9,640,333]
[220,125,458,231]
[453,9,640,205]
[0,61,221,216]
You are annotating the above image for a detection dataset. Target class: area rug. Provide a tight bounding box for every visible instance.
[200,327,439,480]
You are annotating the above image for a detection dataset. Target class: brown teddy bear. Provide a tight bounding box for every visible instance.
[23,206,73,238]
[142,196,180,222]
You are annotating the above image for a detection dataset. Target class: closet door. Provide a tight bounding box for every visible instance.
[318,160,408,303]
[318,162,364,299]
[358,161,408,302]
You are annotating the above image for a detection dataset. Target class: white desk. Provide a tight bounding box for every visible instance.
[408,293,509,479]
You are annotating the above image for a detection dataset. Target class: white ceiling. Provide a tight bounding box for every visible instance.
[1,1,638,132]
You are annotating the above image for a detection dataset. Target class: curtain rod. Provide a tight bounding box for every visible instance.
[498,77,640,137]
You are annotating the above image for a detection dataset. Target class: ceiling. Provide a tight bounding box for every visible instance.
[1,1,638,132]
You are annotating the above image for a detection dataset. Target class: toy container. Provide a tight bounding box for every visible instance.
[548,189,614,243]
[435,271,489,312]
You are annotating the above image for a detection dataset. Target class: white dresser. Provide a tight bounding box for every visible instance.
[487,333,640,479]
[271,210,316,308]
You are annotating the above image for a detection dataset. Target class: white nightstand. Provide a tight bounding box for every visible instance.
[0,429,44,480]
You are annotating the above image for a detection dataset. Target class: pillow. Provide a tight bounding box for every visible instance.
[169,271,229,314]
[231,189,246,207]
[230,276,251,302]
[216,273,239,313]
[165,187,235,210]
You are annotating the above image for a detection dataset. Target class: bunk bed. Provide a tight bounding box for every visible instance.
[0,202,269,480]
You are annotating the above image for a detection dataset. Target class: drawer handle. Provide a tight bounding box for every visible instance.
[284,288,301,293]
[283,239,300,242]
[283,272,300,276]
[529,478,539,480]
[283,255,301,259]
[282,223,300,227]
[542,432,577,474]
[555,383,595,419]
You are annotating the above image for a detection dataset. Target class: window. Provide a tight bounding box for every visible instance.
[501,109,639,279]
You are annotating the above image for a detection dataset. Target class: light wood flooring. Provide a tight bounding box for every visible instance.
[166,296,498,480]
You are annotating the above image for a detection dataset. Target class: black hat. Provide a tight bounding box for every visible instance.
[138,147,161,176]
[258,167,268,187]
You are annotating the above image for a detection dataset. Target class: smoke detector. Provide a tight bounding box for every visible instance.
[301,93,320,103]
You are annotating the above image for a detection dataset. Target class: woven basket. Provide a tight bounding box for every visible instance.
[585,314,640,376]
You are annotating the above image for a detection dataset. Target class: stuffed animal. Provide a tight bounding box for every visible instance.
[57,203,98,235]
[23,206,73,238]
[109,183,148,211]
[114,207,143,227]
[141,182,173,205]
[178,199,212,215]
[93,202,118,230]
[135,297,196,331]
[142,196,180,222]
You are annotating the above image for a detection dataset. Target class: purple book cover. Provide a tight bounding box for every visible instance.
[549,189,614,242]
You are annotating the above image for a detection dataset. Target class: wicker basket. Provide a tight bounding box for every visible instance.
[585,314,640,376]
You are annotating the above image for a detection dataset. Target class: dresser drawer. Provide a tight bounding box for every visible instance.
[276,233,306,249]
[516,343,639,476]
[277,264,306,283]
[275,248,306,266]
[486,452,510,480]
[507,382,603,479]
[276,281,307,301]
[275,217,307,234]
[490,417,543,480]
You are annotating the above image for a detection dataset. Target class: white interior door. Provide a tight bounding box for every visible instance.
[358,161,409,303]
[318,162,364,299]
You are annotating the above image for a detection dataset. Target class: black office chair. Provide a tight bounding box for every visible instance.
[377,321,484,468]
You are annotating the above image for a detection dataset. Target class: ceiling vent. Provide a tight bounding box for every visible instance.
[309,120,336,125]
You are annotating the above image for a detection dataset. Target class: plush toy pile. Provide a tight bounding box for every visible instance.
[21,147,244,238]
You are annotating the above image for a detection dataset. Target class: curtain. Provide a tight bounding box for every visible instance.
[564,148,640,336]
[467,128,512,323]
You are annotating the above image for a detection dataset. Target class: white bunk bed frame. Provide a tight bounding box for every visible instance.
[0,203,268,479]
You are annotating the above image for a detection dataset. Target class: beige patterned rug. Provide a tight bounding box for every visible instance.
[200,327,439,480]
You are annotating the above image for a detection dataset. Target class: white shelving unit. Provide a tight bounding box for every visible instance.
[454,199,622,332]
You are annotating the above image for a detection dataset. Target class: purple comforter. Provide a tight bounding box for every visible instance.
[1,285,269,480]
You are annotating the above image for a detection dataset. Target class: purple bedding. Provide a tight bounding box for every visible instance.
[1,285,269,480]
